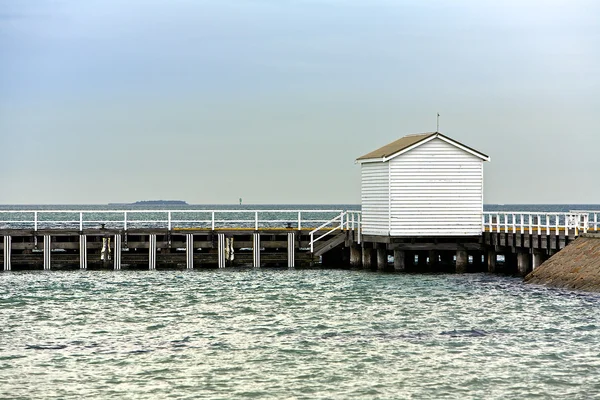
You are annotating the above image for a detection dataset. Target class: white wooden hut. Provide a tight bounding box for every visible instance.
[356,132,490,237]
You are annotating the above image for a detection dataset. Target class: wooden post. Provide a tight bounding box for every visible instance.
[218,233,226,269]
[376,246,387,271]
[3,236,11,271]
[253,233,260,268]
[350,245,361,268]
[487,249,497,273]
[455,250,468,273]
[43,234,51,270]
[186,233,194,269]
[149,234,157,270]
[79,235,87,269]
[393,249,405,271]
[362,247,373,269]
[517,252,530,276]
[113,234,121,270]
[287,232,295,268]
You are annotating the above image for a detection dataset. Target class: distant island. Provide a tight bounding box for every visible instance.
[108,200,188,206]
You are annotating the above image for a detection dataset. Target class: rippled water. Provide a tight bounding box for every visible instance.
[1,270,600,399]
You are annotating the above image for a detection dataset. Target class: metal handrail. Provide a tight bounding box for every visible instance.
[308,210,362,253]
[0,209,345,231]
[482,211,590,235]
[570,210,600,232]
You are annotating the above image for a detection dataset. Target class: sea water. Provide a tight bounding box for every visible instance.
[1,270,600,399]
[1,204,600,399]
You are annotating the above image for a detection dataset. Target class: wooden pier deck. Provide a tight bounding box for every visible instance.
[1,209,598,275]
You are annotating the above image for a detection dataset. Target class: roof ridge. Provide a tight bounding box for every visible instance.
[356,132,489,162]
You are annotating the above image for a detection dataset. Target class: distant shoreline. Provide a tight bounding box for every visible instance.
[108,200,188,206]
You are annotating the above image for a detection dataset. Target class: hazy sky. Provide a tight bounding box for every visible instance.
[1,0,599,204]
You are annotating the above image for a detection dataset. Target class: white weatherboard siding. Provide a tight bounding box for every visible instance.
[388,137,483,236]
[361,162,390,235]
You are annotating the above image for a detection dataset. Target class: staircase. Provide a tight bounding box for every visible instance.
[309,211,361,256]
[313,232,347,257]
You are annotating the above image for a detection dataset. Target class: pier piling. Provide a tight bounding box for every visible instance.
[287,232,295,268]
[532,250,544,270]
[186,233,194,269]
[3,236,11,271]
[149,234,157,270]
[487,249,496,273]
[253,233,260,268]
[362,247,373,269]
[393,249,405,271]
[79,235,87,269]
[350,245,361,268]
[455,250,468,273]
[43,235,51,270]
[376,246,387,271]
[517,252,530,276]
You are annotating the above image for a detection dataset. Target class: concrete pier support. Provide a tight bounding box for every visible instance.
[3,236,11,271]
[79,235,87,269]
[186,233,194,269]
[487,249,497,273]
[362,247,373,269]
[350,245,361,268]
[376,247,387,271]
[287,232,295,268]
[43,234,51,270]
[149,234,157,270]
[253,233,260,268]
[455,250,468,273]
[393,249,405,271]
[517,252,530,276]
[218,233,226,268]
[532,250,544,270]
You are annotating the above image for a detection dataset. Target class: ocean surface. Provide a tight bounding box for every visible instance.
[2,204,600,399]
[1,270,600,399]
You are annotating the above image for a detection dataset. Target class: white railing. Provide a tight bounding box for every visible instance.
[570,210,600,232]
[0,209,346,231]
[482,212,590,235]
[309,211,362,253]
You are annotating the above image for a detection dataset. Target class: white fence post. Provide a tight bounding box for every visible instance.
[79,212,83,231]
[255,211,259,230]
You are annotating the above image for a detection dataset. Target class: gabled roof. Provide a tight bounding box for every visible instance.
[356,132,490,163]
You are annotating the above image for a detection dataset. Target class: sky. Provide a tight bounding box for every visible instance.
[1,0,599,205]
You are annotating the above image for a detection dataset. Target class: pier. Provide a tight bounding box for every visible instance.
[1,132,598,275]
[0,209,598,275]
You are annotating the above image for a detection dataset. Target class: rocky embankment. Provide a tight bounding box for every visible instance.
[525,234,600,292]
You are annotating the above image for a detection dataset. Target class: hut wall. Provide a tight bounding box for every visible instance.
[360,161,390,235]
[388,137,483,236]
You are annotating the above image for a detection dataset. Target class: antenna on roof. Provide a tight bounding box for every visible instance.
[436,113,440,133]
